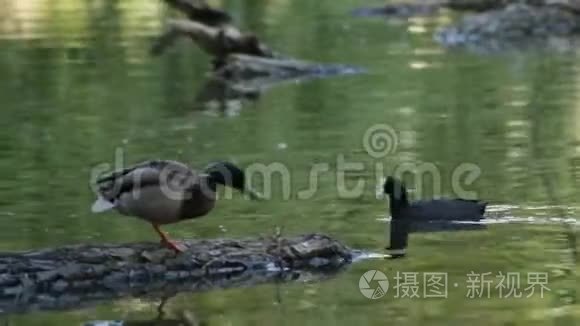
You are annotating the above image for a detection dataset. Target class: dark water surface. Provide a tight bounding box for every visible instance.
[0,0,578,325]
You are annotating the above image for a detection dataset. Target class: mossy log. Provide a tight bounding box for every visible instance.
[447,0,580,13]
[150,22,363,83]
[352,0,580,19]
[153,1,363,81]
[154,0,274,61]
[162,0,233,27]
[150,19,274,62]
[0,233,352,315]
[435,3,580,52]
[351,0,504,19]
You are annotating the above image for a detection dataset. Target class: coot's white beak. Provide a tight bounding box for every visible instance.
[376,177,387,199]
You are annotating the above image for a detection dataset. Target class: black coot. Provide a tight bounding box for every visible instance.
[383,177,487,255]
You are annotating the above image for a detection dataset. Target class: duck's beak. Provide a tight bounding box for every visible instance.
[245,189,265,201]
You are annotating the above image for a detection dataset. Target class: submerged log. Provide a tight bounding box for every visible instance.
[192,54,363,113]
[214,54,363,81]
[0,233,353,315]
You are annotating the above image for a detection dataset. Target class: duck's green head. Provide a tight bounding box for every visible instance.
[205,161,262,199]
[205,161,245,189]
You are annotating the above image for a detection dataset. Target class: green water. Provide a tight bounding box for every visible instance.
[0,0,579,325]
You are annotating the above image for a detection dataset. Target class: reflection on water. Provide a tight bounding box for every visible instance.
[0,0,579,325]
[193,78,260,115]
[84,297,202,326]
[379,205,580,226]
[0,262,348,316]
[83,298,199,326]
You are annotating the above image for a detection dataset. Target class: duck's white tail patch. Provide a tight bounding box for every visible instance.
[91,196,115,213]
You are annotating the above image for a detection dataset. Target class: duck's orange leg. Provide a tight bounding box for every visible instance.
[152,224,184,253]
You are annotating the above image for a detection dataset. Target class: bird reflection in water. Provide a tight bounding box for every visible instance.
[83,297,205,326]
[193,78,261,117]
[388,219,487,258]
[383,177,487,259]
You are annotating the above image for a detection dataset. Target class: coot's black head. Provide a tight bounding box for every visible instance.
[383,176,407,199]
[205,161,246,191]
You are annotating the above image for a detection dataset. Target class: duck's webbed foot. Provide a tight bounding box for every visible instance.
[152,223,186,253]
[161,238,186,253]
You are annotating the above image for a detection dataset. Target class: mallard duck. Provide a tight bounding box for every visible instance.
[383,176,487,255]
[91,160,259,252]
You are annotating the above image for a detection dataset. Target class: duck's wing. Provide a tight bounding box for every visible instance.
[409,199,487,221]
[454,198,488,214]
[92,160,194,213]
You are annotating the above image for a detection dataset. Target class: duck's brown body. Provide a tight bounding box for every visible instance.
[113,182,216,225]
[93,160,217,224]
